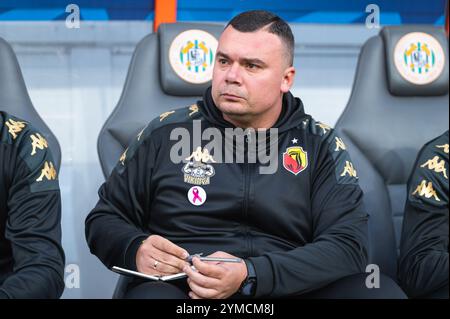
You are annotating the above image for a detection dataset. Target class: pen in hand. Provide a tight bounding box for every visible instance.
[186,253,242,263]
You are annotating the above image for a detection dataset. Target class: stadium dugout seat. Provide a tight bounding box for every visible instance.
[97,22,223,178]
[0,37,61,170]
[334,26,449,289]
[96,22,223,298]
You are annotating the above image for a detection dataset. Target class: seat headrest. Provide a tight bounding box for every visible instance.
[158,22,223,96]
[0,36,61,170]
[381,26,449,96]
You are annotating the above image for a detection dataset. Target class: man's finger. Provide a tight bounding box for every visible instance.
[189,291,201,299]
[191,257,224,279]
[188,279,218,299]
[139,260,177,276]
[184,264,220,288]
[148,258,181,274]
[148,247,189,270]
[150,235,189,259]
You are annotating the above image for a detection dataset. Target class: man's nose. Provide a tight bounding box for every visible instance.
[225,63,242,84]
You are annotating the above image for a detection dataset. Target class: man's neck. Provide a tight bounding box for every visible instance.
[223,100,283,129]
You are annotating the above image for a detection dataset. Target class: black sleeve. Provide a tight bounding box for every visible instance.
[0,290,8,299]
[0,129,65,299]
[249,131,368,297]
[85,130,156,271]
[398,141,449,298]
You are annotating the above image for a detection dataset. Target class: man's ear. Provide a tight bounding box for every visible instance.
[281,66,295,93]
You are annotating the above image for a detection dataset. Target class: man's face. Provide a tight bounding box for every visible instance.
[211,26,294,121]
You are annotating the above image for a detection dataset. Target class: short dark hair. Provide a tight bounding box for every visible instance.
[226,10,294,66]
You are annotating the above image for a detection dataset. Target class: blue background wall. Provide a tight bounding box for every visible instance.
[0,0,447,25]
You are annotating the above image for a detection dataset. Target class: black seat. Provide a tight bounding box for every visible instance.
[0,37,61,170]
[96,22,223,298]
[334,26,449,281]
[98,22,223,178]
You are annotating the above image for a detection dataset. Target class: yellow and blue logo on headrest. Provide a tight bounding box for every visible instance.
[394,32,445,85]
[169,29,218,84]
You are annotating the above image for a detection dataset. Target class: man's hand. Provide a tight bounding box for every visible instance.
[136,235,190,276]
[183,251,248,299]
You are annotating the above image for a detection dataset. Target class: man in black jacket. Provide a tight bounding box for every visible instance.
[0,111,65,299]
[399,131,449,298]
[86,10,373,299]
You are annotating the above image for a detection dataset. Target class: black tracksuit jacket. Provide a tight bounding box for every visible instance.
[0,111,65,299]
[399,130,449,298]
[86,88,368,297]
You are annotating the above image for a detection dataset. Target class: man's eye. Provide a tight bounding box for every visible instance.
[246,63,258,69]
[218,59,228,65]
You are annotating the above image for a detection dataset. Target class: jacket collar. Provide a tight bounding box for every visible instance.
[198,87,307,133]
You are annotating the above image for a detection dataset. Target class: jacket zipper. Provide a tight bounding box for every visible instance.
[243,132,251,256]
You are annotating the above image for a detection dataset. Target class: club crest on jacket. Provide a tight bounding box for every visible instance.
[283,146,308,175]
[183,146,216,185]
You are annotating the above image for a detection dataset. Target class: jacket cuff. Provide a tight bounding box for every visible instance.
[248,255,274,297]
[124,235,148,271]
[0,289,10,299]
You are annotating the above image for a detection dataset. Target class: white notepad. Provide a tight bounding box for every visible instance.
[111,266,187,281]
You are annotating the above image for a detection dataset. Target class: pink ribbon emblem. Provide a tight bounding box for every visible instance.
[192,187,202,203]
